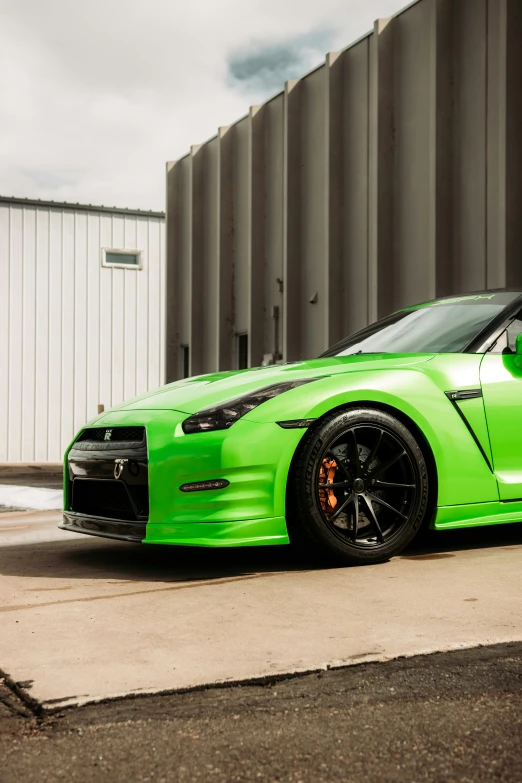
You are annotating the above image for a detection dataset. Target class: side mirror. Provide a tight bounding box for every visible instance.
[516,333,522,356]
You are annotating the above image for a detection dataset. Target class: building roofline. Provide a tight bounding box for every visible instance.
[169,1,425,166]
[0,194,165,219]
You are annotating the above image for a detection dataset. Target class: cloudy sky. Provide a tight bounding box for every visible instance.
[1,0,403,211]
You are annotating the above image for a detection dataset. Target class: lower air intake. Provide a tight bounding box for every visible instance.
[71,479,147,521]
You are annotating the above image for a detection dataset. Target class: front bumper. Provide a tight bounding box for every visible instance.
[60,512,146,542]
[62,409,306,547]
[59,511,288,546]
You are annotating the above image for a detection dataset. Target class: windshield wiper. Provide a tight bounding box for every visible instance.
[347,350,389,356]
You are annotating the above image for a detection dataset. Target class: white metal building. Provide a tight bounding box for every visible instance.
[0,196,165,462]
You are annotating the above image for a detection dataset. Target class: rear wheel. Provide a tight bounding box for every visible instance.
[288,408,430,565]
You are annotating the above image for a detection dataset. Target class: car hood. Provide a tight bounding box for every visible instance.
[112,354,434,415]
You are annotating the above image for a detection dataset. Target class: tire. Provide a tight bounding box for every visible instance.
[287,407,430,566]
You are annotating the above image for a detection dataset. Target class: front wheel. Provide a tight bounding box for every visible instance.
[288,408,431,565]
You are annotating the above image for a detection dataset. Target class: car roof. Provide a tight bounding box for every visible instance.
[467,288,522,294]
[408,289,522,310]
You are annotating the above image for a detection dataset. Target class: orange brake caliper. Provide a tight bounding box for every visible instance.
[319,457,338,514]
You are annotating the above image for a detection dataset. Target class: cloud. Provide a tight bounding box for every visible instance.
[0,0,404,210]
[21,168,78,190]
[228,29,335,98]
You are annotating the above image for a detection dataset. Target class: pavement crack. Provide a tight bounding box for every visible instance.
[0,569,310,613]
[0,668,44,718]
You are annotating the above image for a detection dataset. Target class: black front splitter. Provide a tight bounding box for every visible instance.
[60,512,146,543]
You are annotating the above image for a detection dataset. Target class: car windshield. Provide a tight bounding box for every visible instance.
[321,294,519,357]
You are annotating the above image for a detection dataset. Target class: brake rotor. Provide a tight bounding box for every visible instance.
[319,443,383,533]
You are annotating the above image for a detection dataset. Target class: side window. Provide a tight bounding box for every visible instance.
[506,314,522,352]
[489,313,522,354]
[488,331,508,354]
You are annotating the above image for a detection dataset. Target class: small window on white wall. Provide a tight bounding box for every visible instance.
[102,248,143,269]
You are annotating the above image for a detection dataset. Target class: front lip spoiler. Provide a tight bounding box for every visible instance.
[60,512,146,543]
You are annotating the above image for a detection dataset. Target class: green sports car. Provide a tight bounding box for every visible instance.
[61,289,522,565]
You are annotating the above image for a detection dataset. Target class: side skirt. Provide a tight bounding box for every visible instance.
[434,500,522,530]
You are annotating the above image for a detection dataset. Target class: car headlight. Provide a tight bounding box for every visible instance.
[182,379,322,434]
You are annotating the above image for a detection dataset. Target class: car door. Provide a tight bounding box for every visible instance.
[479,311,522,500]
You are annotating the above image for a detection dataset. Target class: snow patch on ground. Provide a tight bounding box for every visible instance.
[0,484,62,511]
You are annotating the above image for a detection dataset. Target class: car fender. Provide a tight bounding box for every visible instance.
[247,368,498,507]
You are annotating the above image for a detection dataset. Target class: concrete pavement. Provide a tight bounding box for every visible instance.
[0,510,521,710]
[0,464,63,489]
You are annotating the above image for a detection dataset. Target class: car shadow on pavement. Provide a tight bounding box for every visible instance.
[0,534,327,584]
[404,522,522,558]
[0,522,521,584]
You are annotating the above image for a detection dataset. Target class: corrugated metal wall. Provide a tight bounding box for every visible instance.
[0,200,165,462]
[166,0,522,380]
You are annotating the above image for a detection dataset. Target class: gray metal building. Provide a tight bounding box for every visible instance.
[0,196,165,462]
[166,0,522,381]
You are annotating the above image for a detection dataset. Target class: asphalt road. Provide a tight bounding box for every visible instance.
[1,642,521,783]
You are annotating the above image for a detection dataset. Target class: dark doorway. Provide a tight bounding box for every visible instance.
[237,334,248,369]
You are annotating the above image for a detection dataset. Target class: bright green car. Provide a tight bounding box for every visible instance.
[61,290,522,565]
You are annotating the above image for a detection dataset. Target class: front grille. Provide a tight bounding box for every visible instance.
[73,426,147,453]
[71,479,148,521]
[68,427,149,522]
[77,426,145,443]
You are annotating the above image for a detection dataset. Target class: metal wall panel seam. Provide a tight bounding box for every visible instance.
[246,112,254,369]
[485,0,490,288]
[6,206,11,459]
[146,218,151,389]
[55,210,63,458]
[160,217,166,385]
[217,125,233,371]
[61,211,74,455]
[368,22,381,324]
[427,0,438,300]
[189,144,201,377]
[32,208,37,460]
[216,127,223,371]
[324,52,332,349]
[164,163,173,382]
[249,103,267,367]
[30,208,37,460]
[486,0,507,288]
[110,214,116,408]
[123,217,128,399]
[74,210,87,437]
[2,206,11,459]
[153,218,162,387]
[282,81,291,362]
[282,79,301,362]
[19,207,25,460]
[46,208,52,459]
[59,210,65,457]
[324,52,340,350]
[85,211,90,428]
[32,208,38,461]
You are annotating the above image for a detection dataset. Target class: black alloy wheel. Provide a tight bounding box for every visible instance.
[288,408,431,565]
